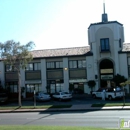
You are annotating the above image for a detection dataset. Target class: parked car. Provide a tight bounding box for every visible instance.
[0,93,8,104]
[35,92,51,102]
[52,92,72,101]
[92,87,124,100]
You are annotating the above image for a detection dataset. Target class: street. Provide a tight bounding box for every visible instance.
[0,110,130,128]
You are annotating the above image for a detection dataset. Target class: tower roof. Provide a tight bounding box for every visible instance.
[88,2,123,29]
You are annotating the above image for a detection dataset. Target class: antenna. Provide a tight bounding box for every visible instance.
[103,2,105,14]
[102,0,108,22]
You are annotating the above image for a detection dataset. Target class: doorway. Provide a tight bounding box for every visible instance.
[99,59,114,88]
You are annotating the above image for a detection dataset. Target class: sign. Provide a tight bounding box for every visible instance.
[101,75,113,80]
[100,69,113,74]
[69,79,87,83]
[119,118,130,129]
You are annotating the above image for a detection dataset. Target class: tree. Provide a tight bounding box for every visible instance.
[87,80,96,94]
[112,74,127,87]
[120,80,130,106]
[112,74,127,106]
[0,40,35,107]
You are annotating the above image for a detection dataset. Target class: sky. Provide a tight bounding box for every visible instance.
[0,0,130,50]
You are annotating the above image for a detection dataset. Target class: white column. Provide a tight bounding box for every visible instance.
[86,56,94,80]
[114,41,120,74]
[63,58,69,92]
[41,59,47,92]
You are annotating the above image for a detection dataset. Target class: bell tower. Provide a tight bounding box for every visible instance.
[87,2,125,89]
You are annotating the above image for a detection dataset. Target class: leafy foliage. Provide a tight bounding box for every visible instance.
[0,40,35,70]
[112,74,127,87]
[87,80,96,91]
[87,80,96,87]
[0,40,35,106]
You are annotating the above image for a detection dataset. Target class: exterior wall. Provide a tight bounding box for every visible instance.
[86,56,94,81]
[88,23,124,45]
[63,58,69,92]
[0,19,129,96]
[46,58,62,62]
[68,56,87,93]
[86,55,98,93]
[41,59,47,92]
[88,21,130,93]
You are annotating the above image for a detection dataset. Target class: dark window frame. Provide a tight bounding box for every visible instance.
[5,82,18,93]
[25,62,41,71]
[5,64,19,72]
[69,60,86,69]
[119,39,121,48]
[100,38,110,52]
[26,84,42,93]
[47,61,63,69]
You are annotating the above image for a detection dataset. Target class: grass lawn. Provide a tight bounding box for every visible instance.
[91,103,130,107]
[0,126,128,130]
[0,105,72,110]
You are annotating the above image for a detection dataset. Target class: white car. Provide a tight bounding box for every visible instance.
[52,92,72,101]
[92,88,124,100]
[35,92,51,101]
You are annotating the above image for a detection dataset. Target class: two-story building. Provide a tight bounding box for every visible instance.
[0,4,130,98]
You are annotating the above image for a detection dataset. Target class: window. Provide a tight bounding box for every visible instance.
[6,82,18,93]
[56,83,63,92]
[5,64,19,72]
[69,60,86,68]
[26,63,33,70]
[26,63,41,71]
[56,62,63,68]
[47,61,63,69]
[78,60,86,68]
[34,63,41,70]
[5,65,12,72]
[69,61,77,68]
[100,38,110,51]
[26,84,42,93]
[119,39,121,48]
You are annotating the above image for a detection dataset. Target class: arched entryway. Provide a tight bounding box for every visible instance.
[99,59,114,88]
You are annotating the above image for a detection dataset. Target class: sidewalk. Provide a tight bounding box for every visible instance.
[0,104,130,113]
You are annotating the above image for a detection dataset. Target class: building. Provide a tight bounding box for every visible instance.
[0,3,130,98]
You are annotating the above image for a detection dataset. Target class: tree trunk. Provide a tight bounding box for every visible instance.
[18,71,22,107]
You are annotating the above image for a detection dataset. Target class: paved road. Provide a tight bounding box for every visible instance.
[0,110,130,128]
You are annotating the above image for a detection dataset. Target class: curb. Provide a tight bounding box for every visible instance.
[0,107,130,113]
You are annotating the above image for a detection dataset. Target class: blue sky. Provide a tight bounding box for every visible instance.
[0,0,130,50]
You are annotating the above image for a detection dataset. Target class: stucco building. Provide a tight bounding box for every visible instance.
[0,4,130,98]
